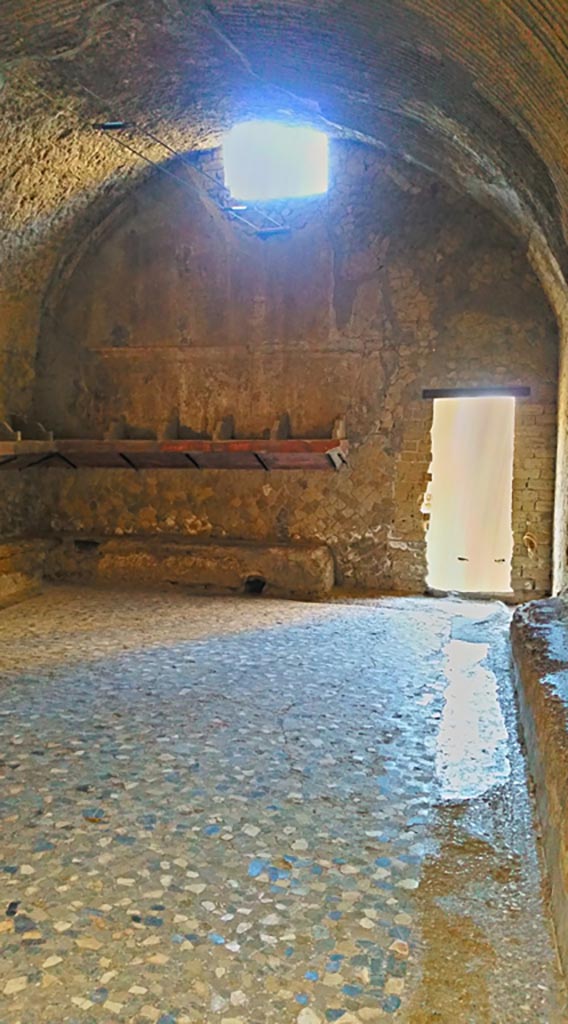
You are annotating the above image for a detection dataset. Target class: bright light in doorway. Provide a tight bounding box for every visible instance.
[223,121,329,201]
[425,396,515,594]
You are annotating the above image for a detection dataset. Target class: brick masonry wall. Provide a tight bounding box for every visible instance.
[29,140,558,597]
[392,393,557,598]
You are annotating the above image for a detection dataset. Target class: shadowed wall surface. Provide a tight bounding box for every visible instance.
[25,142,557,596]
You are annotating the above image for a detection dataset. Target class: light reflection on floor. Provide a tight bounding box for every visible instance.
[436,637,510,801]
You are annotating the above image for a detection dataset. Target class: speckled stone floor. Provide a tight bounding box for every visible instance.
[0,586,565,1024]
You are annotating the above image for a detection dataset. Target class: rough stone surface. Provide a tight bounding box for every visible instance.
[511,596,568,977]
[0,539,49,607]
[0,571,41,609]
[44,536,336,597]
[26,143,558,599]
[0,587,565,1020]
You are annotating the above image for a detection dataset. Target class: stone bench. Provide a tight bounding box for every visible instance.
[0,539,48,608]
[43,535,336,599]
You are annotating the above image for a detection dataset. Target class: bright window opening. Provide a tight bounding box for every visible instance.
[223,121,329,201]
[424,396,515,594]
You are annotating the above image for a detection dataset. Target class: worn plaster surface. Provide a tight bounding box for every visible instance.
[2,1,568,403]
[0,587,565,1022]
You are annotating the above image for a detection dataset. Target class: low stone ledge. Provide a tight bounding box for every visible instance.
[511,597,568,974]
[0,539,49,609]
[44,535,336,598]
[0,571,42,609]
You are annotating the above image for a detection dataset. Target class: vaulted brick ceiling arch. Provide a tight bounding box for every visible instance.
[2,0,568,343]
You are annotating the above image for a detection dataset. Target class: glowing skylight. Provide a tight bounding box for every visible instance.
[223,121,329,201]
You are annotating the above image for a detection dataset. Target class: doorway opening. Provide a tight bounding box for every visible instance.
[424,395,516,594]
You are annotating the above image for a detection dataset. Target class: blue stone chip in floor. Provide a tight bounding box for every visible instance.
[0,586,566,1022]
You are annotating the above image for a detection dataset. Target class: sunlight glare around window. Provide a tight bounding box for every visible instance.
[223,121,329,201]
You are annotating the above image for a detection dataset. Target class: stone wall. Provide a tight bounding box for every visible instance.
[26,141,559,596]
[551,303,568,593]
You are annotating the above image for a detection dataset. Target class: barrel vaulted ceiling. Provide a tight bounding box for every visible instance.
[2,1,568,308]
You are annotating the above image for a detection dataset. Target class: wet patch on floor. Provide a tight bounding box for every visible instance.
[0,587,565,1022]
[436,636,510,802]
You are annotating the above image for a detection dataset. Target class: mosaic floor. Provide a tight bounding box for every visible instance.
[0,586,565,1023]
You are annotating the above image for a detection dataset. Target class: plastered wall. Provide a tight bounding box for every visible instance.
[27,141,559,597]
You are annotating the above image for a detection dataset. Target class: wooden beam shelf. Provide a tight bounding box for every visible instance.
[0,438,349,472]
